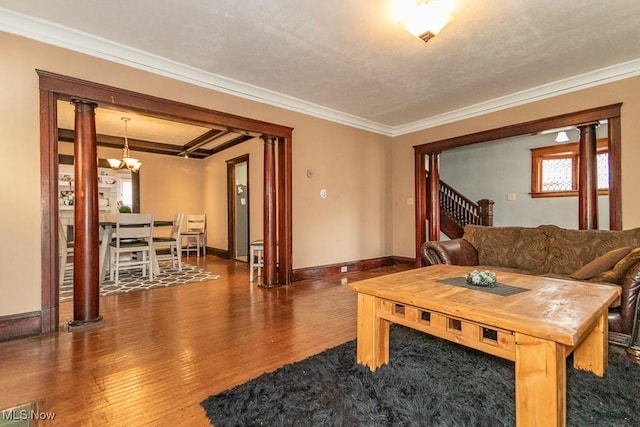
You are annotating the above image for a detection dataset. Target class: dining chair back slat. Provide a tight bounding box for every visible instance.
[110,213,154,285]
[182,214,206,258]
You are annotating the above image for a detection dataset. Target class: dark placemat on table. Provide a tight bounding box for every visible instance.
[437,276,529,296]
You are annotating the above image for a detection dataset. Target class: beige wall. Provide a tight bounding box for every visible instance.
[391,75,640,258]
[292,123,393,267]
[4,29,639,320]
[0,32,394,317]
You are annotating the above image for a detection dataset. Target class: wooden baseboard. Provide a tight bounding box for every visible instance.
[292,256,416,282]
[390,256,417,268]
[0,311,42,342]
[206,247,229,259]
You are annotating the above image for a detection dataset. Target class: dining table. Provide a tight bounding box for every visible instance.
[99,219,174,283]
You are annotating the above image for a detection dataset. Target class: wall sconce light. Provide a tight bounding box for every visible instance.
[393,0,456,43]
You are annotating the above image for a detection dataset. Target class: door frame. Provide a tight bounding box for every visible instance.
[227,154,250,260]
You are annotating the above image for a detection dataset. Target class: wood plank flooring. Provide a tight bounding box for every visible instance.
[0,256,411,426]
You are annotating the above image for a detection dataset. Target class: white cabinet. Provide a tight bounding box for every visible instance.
[58,164,119,214]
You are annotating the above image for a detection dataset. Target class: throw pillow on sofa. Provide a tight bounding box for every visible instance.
[570,246,632,280]
[541,225,640,275]
[592,247,640,283]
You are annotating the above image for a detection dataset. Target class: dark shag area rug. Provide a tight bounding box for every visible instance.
[202,326,640,426]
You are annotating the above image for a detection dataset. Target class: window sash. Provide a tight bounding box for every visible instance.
[531,139,608,198]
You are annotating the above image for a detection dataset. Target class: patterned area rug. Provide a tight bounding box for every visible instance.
[60,261,221,302]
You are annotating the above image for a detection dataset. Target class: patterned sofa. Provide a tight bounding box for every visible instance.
[421,224,640,347]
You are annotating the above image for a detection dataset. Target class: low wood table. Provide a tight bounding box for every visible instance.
[349,264,621,426]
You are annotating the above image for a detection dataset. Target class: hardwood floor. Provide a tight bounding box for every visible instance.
[0,256,411,426]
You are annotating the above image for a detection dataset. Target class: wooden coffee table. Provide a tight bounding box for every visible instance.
[349,264,621,427]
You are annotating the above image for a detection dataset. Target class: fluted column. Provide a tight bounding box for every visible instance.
[262,135,277,287]
[69,98,102,328]
[577,122,599,230]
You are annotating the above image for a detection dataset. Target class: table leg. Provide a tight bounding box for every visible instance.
[98,225,113,283]
[356,294,390,371]
[573,312,608,376]
[515,333,566,427]
[151,246,159,276]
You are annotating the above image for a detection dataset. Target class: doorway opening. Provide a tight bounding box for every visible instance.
[227,155,250,262]
[413,103,622,265]
[39,70,293,333]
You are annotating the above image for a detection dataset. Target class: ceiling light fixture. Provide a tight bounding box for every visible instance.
[540,126,574,142]
[555,131,570,143]
[107,117,142,172]
[393,0,456,43]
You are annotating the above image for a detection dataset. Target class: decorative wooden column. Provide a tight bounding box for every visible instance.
[69,99,102,329]
[427,152,441,241]
[262,135,277,287]
[414,151,427,267]
[577,122,599,230]
[277,133,293,285]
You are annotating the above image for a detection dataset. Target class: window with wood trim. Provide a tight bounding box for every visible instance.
[531,139,609,198]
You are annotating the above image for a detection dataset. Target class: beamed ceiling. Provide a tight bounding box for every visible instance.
[56,101,258,159]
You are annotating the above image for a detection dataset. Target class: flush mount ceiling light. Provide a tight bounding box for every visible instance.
[107,117,142,172]
[393,0,456,43]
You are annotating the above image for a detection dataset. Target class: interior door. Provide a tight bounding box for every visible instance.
[227,155,250,261]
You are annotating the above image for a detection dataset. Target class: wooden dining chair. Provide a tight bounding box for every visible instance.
[109,213,154,285]
[153,212,184,271]
[181,214,206,258]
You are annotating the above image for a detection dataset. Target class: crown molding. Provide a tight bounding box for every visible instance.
[0,8,394,136]
[2,7,640,139]
[390,58,640,136]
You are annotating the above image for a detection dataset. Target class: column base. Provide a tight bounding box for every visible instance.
[67,316,104,331]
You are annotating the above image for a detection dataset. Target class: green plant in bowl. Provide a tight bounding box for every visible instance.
[118,206,132,213]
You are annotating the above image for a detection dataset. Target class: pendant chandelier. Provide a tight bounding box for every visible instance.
[107,117,142,172]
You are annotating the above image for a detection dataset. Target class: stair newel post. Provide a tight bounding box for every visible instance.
[477,199,494,226]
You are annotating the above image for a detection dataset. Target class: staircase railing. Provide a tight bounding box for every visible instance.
[427,175,494,238]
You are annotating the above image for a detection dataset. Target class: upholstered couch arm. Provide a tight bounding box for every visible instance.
[421,239,479,266]
[613,261,640,335]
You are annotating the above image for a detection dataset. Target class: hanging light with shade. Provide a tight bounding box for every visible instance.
[107,117,142,172]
